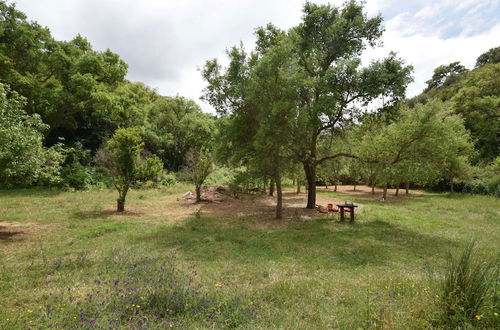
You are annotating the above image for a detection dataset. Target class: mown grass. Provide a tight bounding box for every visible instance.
[0,186,499,328]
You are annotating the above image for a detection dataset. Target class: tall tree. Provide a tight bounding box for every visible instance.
[425,62,468,91]
[202,1,413,209]
[0,83,64,188]
[286,1,412,208]
[475,46,500,67]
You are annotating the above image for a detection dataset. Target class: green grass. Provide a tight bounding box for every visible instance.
[0,186,499,328]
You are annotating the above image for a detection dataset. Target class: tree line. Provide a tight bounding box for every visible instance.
[1,1,499,214]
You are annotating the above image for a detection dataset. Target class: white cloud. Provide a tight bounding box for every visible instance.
[11,0,500,112]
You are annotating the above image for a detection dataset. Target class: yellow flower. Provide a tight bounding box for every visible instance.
[215,282,223,287]
[475,314,483,320]
[494,312,498,316]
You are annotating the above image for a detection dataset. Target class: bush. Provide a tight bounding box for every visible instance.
[160,172,178,186]
[135,155,164,184]
[438,240,498,327]
[228,170,265,197]
[60,163,98,190]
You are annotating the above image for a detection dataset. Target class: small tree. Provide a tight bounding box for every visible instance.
[104,128,144,212]
[183,148,213,202]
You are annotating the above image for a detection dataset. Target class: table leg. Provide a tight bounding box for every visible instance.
[340,208,344,222]
[350,208,355,222]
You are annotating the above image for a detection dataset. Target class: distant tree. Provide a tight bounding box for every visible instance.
[317,157,344,191]
[450,63,500,161]
[475,46,500,67]
[182,148,213,203]
[357,102,473,199]
[143,96,215,171]
[101,128,144,212]
[0,83,64,188]
[425,62,468,91]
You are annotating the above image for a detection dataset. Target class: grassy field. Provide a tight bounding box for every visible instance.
[0,185,499,329]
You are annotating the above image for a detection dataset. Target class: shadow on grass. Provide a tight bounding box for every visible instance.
[135,217,457,269]
[72,209,142,220]
[0,226,24,240]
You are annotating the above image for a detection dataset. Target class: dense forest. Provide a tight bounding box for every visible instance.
[1,1,499,215]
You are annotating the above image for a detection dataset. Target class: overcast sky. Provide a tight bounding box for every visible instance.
[11,0,500,112]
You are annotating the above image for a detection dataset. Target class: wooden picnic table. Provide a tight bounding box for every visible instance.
[336,204,358,222]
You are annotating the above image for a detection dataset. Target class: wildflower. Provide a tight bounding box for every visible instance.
[494,312,498,316]
[475,314,483,320]
[215,282,222,287]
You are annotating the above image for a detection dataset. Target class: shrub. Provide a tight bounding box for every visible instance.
[228,170,265,197]
[60,163,98,190]
[135,155,164,184]
[160,172,178,186]
[438,240,497,327]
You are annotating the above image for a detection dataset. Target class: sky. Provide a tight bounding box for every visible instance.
[11,0,500,113]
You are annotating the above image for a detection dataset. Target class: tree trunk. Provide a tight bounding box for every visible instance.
[383,184,388,200]
[304,163,316,209]
[276,175,283,219]
[116,185,129,212]
[405,181,410,195]
[117,198,125,212]
[395,182,400,196]
[269,178,275,196]
[296,178,301,194]
[353,183,356,191]
[450,181,454,193]
[334,183,337,192]
[371,184,375,195]
[195,185,201,202]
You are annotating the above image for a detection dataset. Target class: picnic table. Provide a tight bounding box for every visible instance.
[336,203,358,222]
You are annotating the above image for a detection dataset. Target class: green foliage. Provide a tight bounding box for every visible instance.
[205,166,236,185]
[438,240,498,327]
[228,169,265,196]
[410,62,499,163]
[425,61,468,91]
[476,46,500,67]
[136,155,163,184]
[450,63,500,161]
[143,96,215,171]
[0,83,64,187]
[60,163,100,190]
[462,158,500,197]
[202,1,413,209]
[356,102,474,195]
[101,128,144,211]
[181,148,213,201]
[160,172,178,186]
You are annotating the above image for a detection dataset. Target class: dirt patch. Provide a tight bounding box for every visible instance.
[180,185,229,203]
[183,190,350,227]
[0,221,52,252]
